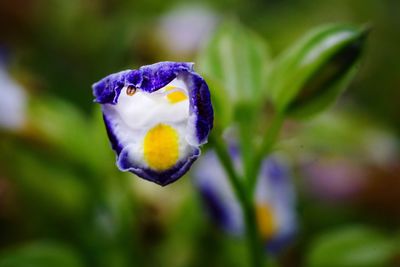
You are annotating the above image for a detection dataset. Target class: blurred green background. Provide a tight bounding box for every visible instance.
[0,0,399,266]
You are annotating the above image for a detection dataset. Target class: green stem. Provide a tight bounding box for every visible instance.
[210,112,285,267]
[211,134,264,267]
[242,193,265,267]
[248,112,285,195]
[210,134,245,202]
[236,103,257,197]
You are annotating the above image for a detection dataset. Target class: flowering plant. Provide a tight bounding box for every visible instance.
[92,22,368,267]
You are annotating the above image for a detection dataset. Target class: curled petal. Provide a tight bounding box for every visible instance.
[93,62,213,185]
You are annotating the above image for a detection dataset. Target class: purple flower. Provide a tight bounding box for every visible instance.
[92,62,213,186]
[0,59,27,131]
[193,150,297,253]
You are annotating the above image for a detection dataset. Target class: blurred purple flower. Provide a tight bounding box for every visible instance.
[0,57,27,131]
[193,149,297,253]
[302,157,367,202]
[157,5,218,57]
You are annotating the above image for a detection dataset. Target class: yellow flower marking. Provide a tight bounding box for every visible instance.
[255,203,278,240]
[144,123,179,171]
[165,86,188,103]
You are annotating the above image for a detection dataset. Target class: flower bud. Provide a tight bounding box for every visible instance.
[268,24,368,117]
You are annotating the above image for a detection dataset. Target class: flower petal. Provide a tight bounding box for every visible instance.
[193,151,244,234]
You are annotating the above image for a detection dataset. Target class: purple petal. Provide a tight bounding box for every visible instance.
[117,146,200,186]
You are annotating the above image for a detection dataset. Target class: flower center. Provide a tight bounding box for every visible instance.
[143,123,179,171]
[255,203,278,240]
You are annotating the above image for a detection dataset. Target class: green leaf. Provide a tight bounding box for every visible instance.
[27,96,91,162]
[0,242,84,267]
[197,20,270,126]
[199,74,233,130]
[2,145,90,217]
[86,105,118,174]
[268,24,368,117]
[26,96,115,175]
[306,226,396,267]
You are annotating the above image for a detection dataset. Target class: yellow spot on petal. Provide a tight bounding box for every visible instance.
[144,123,179,171]
[165,86,187,103]
[256,203,278,240]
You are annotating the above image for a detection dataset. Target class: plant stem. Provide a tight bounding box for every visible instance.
[236,103,257,197]
[248,113,285,195]
[211,134,264,267]
[210,112,285,267]
[242,192,265,267]
[210,134,245,203]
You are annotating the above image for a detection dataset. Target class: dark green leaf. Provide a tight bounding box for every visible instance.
[0,242,84,267]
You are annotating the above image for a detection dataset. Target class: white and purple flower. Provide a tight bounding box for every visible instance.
[193,149,297,253]
[93,62,213,186]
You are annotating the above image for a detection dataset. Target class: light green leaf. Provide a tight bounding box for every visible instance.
[197,20,270,125]
[307,226,396,267]
[268,24,368,117]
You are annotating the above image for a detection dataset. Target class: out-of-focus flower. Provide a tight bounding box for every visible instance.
[93,62,213,186]
[302,157,367,202]
[156,5,218,58]
[0,60,27,131]
[293,110,399,202]
[193,150,297,253]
